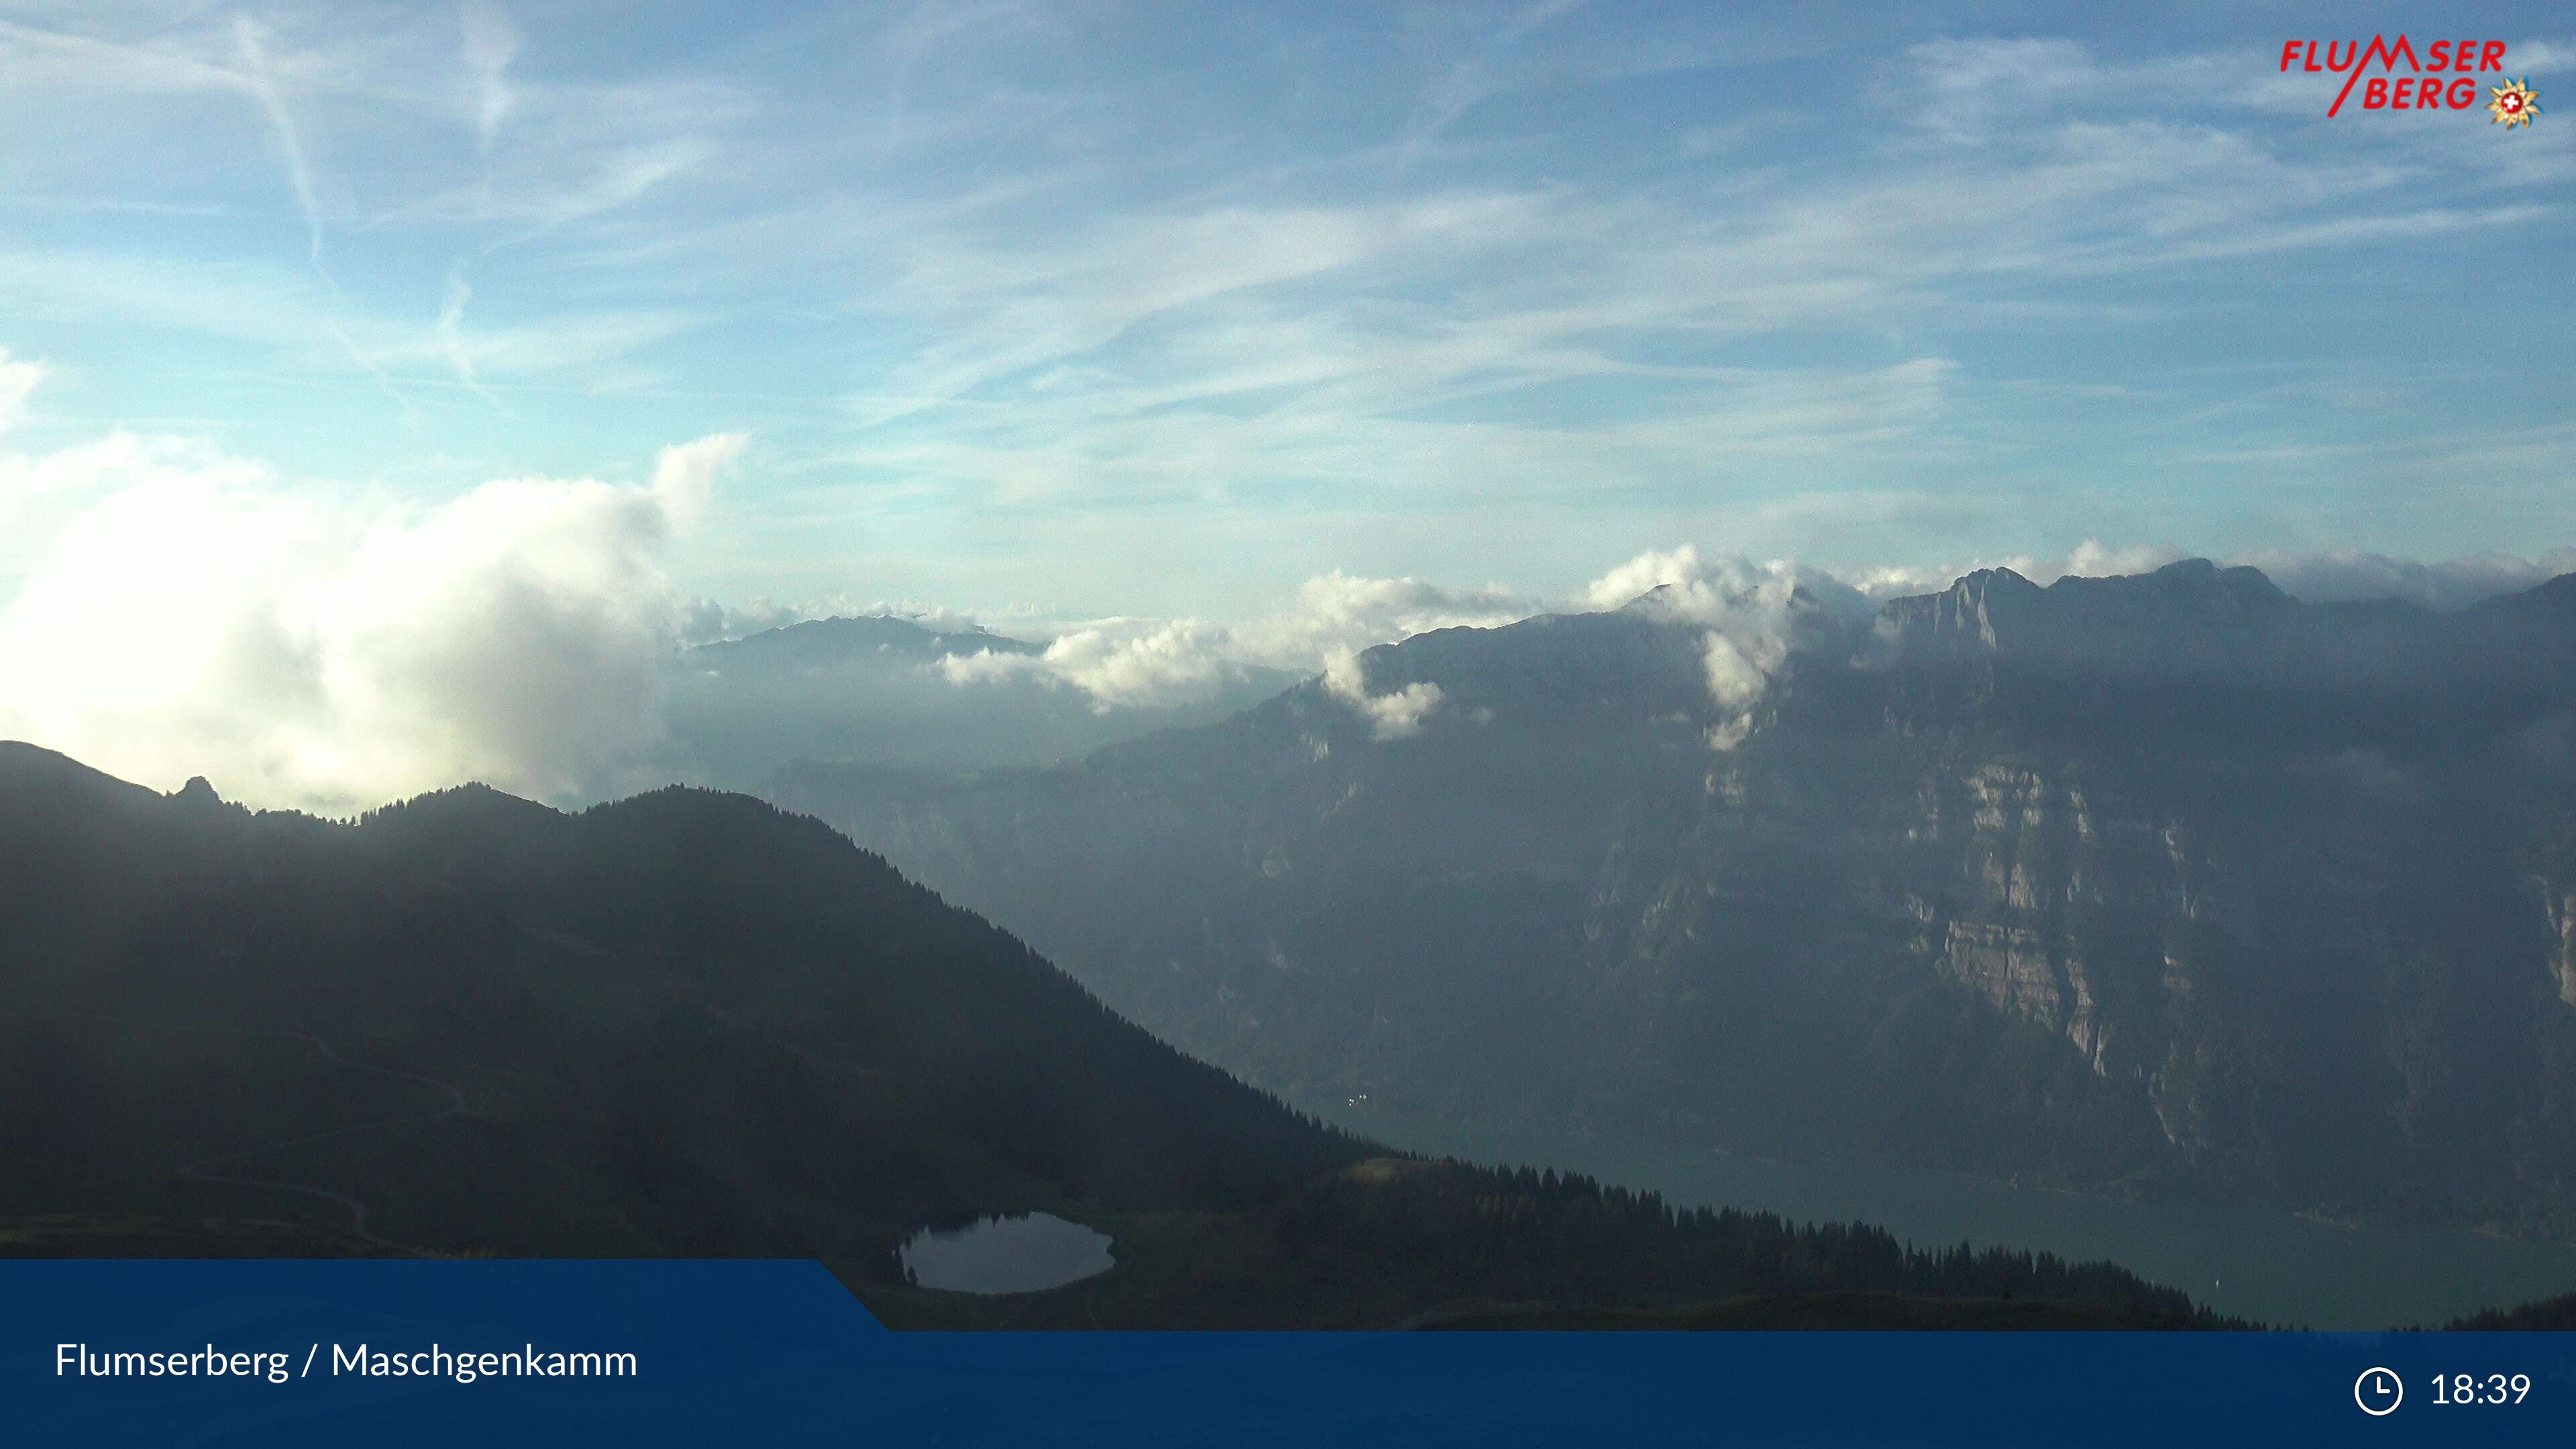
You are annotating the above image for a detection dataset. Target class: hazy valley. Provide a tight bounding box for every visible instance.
[787,562,2576,1246]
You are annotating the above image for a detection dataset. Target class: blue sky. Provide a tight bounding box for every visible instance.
[1,2,2570,618]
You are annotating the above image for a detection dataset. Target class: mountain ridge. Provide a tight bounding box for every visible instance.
[690,614,1045,667]
[784,563,2576,1237]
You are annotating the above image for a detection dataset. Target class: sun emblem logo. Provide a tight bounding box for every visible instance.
[2487,77,2541,128]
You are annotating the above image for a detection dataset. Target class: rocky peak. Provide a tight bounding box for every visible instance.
[2049,558,2293,625]
[1867,559,2307,676]
[1877,568,2043,654]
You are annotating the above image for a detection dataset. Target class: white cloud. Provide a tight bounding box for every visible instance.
[932,646,1045,688]
[678,596,815,646]
[648,430,745,531]
[1322,647,1442,741]
[1590,545,1890,629]
[2063,538,2188,580]
[0,365,743,810]
[1583,545,1831,751]
[1234,571,1538,664]
[1026,620,1245,710]
[936,618,1254,713]
[0,431,274,541]
[1699,629,1782,714]
[1582,544,1711,614]
[928,569,1540,716]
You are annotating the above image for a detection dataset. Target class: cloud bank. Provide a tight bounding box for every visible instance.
[0,360,742,810]
[938,619,1254,712]
[928,570,1538,718]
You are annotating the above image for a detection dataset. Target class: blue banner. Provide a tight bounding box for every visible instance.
[5,1260,2570,1446]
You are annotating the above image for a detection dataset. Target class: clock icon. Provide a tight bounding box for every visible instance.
[2355,1367,2404,1416]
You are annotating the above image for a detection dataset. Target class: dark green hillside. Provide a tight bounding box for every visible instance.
[2446,1291,2576,1330]
[0,740,1362,1265]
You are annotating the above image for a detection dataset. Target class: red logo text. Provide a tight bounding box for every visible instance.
[2278,37,2509,116]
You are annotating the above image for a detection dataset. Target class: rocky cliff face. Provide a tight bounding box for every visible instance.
[784,563,2576,1232]
[2551,885,2576,1008]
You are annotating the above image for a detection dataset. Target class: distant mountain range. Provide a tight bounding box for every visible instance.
[0,741,2235,1328]
[696,614,1048,665]
[786,561,2576,1237]
[657,614,1295,788]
